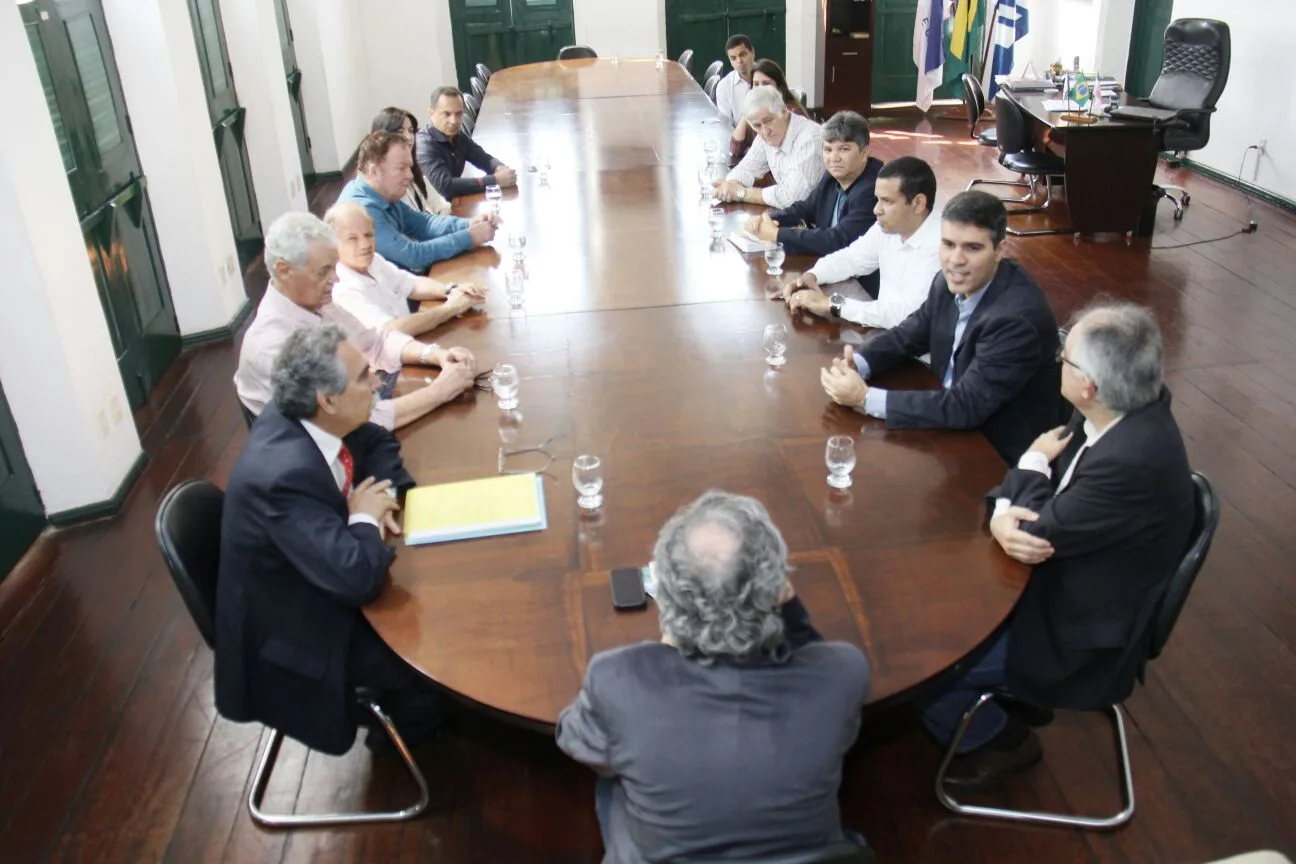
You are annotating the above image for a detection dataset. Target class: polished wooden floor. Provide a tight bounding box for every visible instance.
[3,115,1295,863]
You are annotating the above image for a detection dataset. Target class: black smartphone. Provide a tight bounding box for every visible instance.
[610,567,648,611]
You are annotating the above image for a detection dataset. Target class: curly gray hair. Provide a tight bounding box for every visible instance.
[653,490,791,665]
[270,324,349,420]
[264,211,337,273]
[743,84,787,120]
[1069,302,1164,413]
[821,110,871,149]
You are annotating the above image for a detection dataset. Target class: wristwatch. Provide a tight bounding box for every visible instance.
[829,292,845,319]
[418,342,441,365]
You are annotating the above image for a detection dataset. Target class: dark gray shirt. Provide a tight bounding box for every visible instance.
[556,620,870,863]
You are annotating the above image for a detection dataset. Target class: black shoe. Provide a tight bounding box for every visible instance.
[942,728,1043,792]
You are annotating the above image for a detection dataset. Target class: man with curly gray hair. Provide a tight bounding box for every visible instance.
[556,490,873,863]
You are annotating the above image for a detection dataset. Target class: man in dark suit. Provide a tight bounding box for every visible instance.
[819,190,1062,464]
[216,324,442,756]
[921,302,1195,790]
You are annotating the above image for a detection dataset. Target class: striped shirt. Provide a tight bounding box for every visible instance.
[726,113,825,209]
[714,70,751,125]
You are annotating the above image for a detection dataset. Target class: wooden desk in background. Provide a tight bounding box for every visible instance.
[1006,89,1163,238]
[364,59,1028,729]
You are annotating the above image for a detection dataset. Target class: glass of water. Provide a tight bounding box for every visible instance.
[537,155,551,184]
[572,454,604,509]
[703,139,719,164]
[763,323,788,367]
[484,183,502,213]
[505,268,525,309]
[491,362,519,411]
[655,50,666,70]
[508,229,527,263]
[826,435,856,489]
[764,243,786,276]
[708,207,725,241]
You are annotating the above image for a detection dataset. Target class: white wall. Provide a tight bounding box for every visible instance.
[289,0,378,173]
[573,0,666,59]
[102,0,246,336]
[0,2,142,514]
[1172,0,1296,201]
[358,0,458,138]
[222,0,308,220]
[786,0,825,106]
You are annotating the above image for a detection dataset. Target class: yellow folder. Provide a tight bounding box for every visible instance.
[402,472,548,546]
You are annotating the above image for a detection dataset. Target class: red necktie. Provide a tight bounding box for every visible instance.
[337,444,355,498]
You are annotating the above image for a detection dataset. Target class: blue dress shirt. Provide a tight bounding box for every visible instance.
[854,284,990,418]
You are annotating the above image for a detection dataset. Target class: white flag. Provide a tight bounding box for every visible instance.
[912,0,946,112]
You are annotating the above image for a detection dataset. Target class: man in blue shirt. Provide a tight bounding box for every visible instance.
[743,111,883,257]
[339,131,498,274]
[819,191,1063,463]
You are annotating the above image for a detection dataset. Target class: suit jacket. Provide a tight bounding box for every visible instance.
[556,600,870,864]
[214,403,414,754]
[770,157,883,257]
[994,388,1194,710]
[859,259,1062,463]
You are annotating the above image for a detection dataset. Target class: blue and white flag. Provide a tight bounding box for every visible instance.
[987,0,1030,101]
[912,0,946,112]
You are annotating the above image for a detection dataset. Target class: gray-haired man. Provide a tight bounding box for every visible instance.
[713,86,824,209]
[556,490,873,863]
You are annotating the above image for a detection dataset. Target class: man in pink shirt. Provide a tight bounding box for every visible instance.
[235,212,476,430]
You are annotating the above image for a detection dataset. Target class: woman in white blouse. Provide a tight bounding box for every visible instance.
[370,107,453,216]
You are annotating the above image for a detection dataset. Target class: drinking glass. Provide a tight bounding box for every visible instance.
[484,183,502,213]
[572,454,604,509]
[703,138,719,164]
[537,155,551,184]
[505,268,525,309]
[763,323,788,367]
[655,51,666,70]
[708,207,725,241]
[508,229,527,263]
[491,363,519,411]
[764,243,786,276]
[826,435,856,489]
[611,54,620,66]
[698,166,714,198]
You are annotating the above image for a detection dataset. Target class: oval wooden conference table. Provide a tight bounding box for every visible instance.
[364,59,1028,729]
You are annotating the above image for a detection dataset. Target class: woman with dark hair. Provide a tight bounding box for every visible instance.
[730,59,809,163]
[370,107,452,216]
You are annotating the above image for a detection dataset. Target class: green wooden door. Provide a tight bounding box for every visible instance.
[665,0,785,84]
[0,384,45,582]
[189,0,263,269]
[22,0,181,410]
[873,0,984,105]
[1126,0,1175,98]
[272,0,315,179]
[448,0,577,93]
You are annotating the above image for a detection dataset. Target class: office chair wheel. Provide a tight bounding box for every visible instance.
[1182,193,1191,207]
[1073,232,1082,243]
[1173,208,1184,222]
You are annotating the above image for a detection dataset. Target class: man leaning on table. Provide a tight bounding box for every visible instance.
[917,303,1195,791]
[339,131,498,274]
[781,155,941,326]
[415,85,518,200]
[326,201,485,339]
[712,86,823,210]
[743,110,883,258]
[819,190,1062,464]
[218,324,447,757]
[235,212,476,431]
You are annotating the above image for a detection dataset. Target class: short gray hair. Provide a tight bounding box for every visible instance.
[1069,302,1164,413]
[264,211,337,273]
[743,84,787,120]
[821,111,870,149]
[271,324,349,420]
[653,490,791,665]
[322,200,371,230]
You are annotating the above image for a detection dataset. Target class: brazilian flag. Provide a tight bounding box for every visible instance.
[1068,72,1091,108]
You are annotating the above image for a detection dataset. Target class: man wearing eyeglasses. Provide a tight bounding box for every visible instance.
[918,302,1195,792]
[819,190,1063,463]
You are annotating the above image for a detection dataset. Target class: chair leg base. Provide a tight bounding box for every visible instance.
[934,693,1135,830]
[248,699,431,828]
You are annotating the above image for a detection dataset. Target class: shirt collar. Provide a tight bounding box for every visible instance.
[900,206,943,250]
[263,285,323,325]
[771,113,806,154]
[1082,414,1125,448]
[955,282,990,313]
[299,418,343,467]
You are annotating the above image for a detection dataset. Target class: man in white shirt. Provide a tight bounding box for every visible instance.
[781,156,941,330]
[325,201,485,338]
[713,87,823,210]
[715,34,755,127]
[235,212,476,431]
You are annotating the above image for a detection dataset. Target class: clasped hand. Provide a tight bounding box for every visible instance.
[989,506,1054,564]
[349,477,402,537]
[820,346,868,408]
[711,179,744,203]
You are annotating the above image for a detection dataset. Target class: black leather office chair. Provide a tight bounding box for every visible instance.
[1146,19,1231,220]
[968,95,1068,236]
[704,73,722,102]
[469,75,487,103]
[960,73,997,147]
[558,45,597,60]
[475,62,492,83]
[703,59,724,82]
[678,48,694,76]
[934,472,1220,829]
[155,479,431,828]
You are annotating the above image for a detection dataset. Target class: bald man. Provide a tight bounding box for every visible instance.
[325,201,487,339]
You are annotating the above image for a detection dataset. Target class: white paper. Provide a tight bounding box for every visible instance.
[727,230,778,254]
